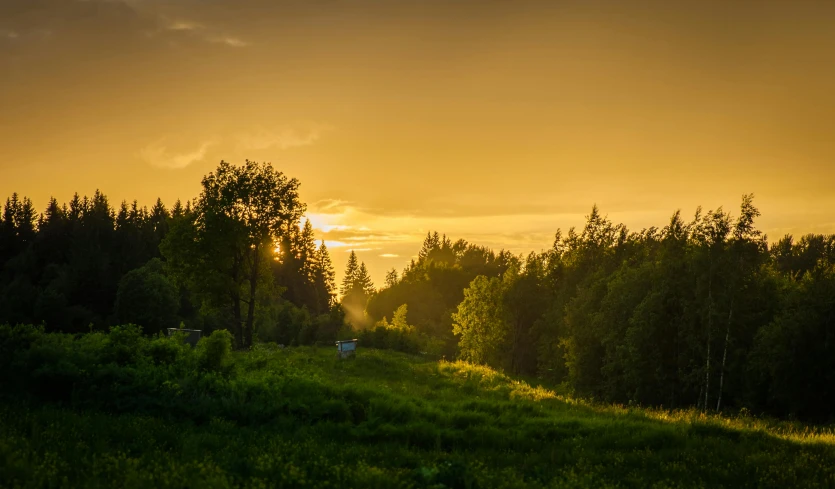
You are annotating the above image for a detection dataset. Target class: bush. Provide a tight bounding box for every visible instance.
[256,301,311,346]
[146,334,186,365]
[196,329,233,372]
[103,324,145,366]
[357,326,422,354]
[0,324,43,374]
[113,259,180,336]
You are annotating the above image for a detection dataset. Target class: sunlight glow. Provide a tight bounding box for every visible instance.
[323,240,349,248]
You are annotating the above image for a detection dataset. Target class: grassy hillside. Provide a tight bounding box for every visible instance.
[1,336,835,488]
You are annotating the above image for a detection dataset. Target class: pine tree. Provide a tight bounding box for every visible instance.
[341,250,359,296]
[116,201,130,230]
[0,195,20,264]
[356,262,375,296]
[68,193,83,222]
[298,219,318,283]
[316,241,336,299]
[418,231,437,262]
[385,268,399,288]
[35,197,69,270]
[150,198,170,246]
[171,199,184,218]
[16,197,37,245]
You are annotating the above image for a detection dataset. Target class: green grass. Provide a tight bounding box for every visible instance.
[2,345,835,488]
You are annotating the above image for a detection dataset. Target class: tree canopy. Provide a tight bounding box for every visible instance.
[3,173,835,421]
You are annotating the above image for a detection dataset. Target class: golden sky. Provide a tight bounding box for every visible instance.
[2,0,835,286]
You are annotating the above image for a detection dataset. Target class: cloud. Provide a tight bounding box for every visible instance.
[323,240,349,248]
[309,199,355,215]
[143,15,248,47]
[211,36,248,47]
[237,124,331,151]
[380,254,400,258]
[1,29,19,40]
[166,20,203,32]
[139,139,216,169]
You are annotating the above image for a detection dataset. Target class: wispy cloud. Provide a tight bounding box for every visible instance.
[148,16,248,48]
[139,139,216,169]
[166,20,203,32]
[310,199,354,214]
[211,36,248,48]
[1,29,19,40]
[237,124,332,151]
[380,254,400,258]
[324,240,350,248]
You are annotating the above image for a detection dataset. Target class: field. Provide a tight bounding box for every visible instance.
[1,329,835,488]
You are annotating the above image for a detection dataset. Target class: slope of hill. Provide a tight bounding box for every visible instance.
[1,328,834,488]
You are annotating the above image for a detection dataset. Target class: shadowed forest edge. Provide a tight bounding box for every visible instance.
[2,160,834,422]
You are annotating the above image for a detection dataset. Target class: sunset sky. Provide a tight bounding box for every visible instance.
[2,0,835,285]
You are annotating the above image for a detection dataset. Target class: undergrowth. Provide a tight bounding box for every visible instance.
[1,324,834,488]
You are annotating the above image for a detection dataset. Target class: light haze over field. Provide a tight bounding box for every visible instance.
[2,0,835,284]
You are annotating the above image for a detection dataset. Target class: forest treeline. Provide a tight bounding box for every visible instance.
[2,161,834,421]
[0,161,343,350]
[379,197,835,422]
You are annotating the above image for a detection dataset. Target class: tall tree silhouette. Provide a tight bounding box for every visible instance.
[162,160,305,348]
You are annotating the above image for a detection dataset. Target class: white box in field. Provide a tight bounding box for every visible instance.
[336,339,358,358]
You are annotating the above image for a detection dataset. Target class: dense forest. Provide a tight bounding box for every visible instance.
[2,161,834,422]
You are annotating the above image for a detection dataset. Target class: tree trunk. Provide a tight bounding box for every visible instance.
[231,254,244,349]
[244,244,260,349]
[512,317,522,375]
[716,300,733,412]
[232,293,243,348]
[704,287,712,412]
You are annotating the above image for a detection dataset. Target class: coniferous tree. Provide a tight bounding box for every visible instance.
[341,250,360,296]
[356,262,375,296]
[298,219,318,286]
[340,251,375,327]
[311,241,336,313]
[385,268,399,288]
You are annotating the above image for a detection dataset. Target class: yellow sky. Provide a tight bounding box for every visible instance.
[2,0,835,285]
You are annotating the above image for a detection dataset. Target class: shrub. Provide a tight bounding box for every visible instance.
[113,259,180,336]
[146,334,186,365]
[196,329,233,372]
[357,326,422,354]
[0,324,43,374]
[103,324,145,366]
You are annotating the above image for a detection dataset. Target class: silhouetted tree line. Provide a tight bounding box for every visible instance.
[4,164,834,421]
[369,196,835,421]
[0,161,341,348]
[365,232,520,356]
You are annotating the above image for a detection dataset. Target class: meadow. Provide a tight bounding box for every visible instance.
[1,325,834,488]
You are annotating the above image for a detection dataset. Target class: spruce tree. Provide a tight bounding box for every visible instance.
[298,219,318,283]
[316,241,336,299]
[356,262,375,296]
[341,250,359,296]
[385,268,399,288]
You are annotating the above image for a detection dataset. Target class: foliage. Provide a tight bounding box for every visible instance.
[359,305,437,355]
[256,299,346,347]
[340,251,375,327]
[5,172,835,422]
[367,237,519,356]
[196,329,233,372]
[1,329,835,488]
[161,160,306,349]
[748,263,835,420]
[113,258,180,336]
[453,275,508,365]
